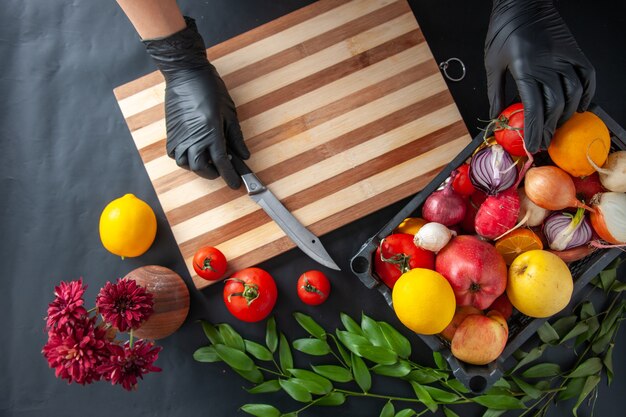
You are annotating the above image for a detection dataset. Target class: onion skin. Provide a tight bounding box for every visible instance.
[543,209,593,251]
[524,166,592,211]
[590,192,626,244]
[517,187,549,227]
[422,178,467,226]
[548,246,597,263]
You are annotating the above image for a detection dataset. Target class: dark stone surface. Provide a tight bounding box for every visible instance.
[1,1,623,416]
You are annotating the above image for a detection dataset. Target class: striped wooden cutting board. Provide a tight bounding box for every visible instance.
[113,0,471,290]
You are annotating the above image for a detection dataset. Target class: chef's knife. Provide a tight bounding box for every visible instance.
[229,154,340,271]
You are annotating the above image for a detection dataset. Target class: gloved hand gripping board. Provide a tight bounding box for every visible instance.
[113,0,471,290]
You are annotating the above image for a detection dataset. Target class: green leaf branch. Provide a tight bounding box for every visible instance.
[194,259,625,417]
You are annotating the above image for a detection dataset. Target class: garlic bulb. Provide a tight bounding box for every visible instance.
[413,222,456,252]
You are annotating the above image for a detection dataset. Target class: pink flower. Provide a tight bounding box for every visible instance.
[96,278,154,332]
[98,340,162,391]
[45,278,88,329]
[42,316,109,385]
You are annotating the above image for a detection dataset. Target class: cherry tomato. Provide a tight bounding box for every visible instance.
[373,233,435,289]
[193,246,227,281]
[493,102,526,156]
[451,164,476,196]
[223,267,277,322]
[297,270,331,306]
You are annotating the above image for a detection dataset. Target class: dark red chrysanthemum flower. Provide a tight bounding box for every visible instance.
[96,278,154,332]
[45,278,88,329]
[42,316,109,385]
[98,340,162,391]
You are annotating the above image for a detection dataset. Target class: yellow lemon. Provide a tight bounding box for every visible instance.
[392,268,456,335]
[507,250,573,318]
[394,217,427,235]
[99,194,157,258]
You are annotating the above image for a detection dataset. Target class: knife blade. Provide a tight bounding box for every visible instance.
[229,154,340,270]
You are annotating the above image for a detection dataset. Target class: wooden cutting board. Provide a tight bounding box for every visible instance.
[113,0,471,290]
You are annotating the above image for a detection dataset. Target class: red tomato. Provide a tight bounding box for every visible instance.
[452,164,476,196]
[494,102,526,157]
[297,270,331,306]
[223,268,277,322]
[373,233,435,289]
[193,246,227,281]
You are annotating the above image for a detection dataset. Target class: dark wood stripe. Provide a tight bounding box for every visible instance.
[221,1,412,90]
[179,121,467,258]
[207,0,351,61]
[151,59,440,193]
[127,104,165,132]
[167,89,453,226]
[139,138,167,165]
[236,28,424,121]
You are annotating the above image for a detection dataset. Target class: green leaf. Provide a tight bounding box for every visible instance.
[572,375,601,417]
[291,377,329,395]
[287,369,333,394]
[293,338,331,356]
[443,407,461,417]
[240,404,280,417]
[537,322,559,344]
[444,379,470,394]
[395,409,416,417]
[214,344,255,371]
[353,345,398,365]
[278,333,293,374]
[245,340,273,361]
[580,301,596,319]
[592,320,619,354]
[378,321,411,359]
[279,379,312,403]
[281,413,297,417]
[551,315,578,339]
[484,387,511,397]
[199,320,223,345]
[423,386,460,403]
[316,392,346,406]
[557,377,585,401]
[410,381,437,413]
[341,312,364,335]
[311,365,353,383]
[352,353,371,392]
[560,322,589,344]
[294,312,326,340]
[246,380,281,394]
[599,268,617,291]
[567,357,602,378]
[511,345,546,373]
[492,378,511,389]
[336,330,371,354]
[481,409,507,417]
[405,369,445,384]
[511,377,542,400]
[521,363,560,379]
[472,395,526,410]
[266,317,278,353]
[599,300,625,337]
[234,367,264,384]
[193,346,220,363]
[372,360,411,377]
[433,351,448,370]
[361,314,388,348]
[332,335,352,365]
[604,343,614,385]
[609,281,626,292]
[379,401,395,417]
[218,323,245,351]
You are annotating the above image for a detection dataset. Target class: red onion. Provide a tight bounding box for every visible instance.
[422,174,467,226]
[543,208,593,251]
[470,144,517,195]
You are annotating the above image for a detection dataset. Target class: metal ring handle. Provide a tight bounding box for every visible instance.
[439,57,466,82]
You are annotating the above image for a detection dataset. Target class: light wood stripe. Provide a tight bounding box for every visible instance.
[114,0,472,290]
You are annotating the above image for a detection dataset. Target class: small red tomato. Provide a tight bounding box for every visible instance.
[493,102,526,156]
[374,233,435,289]
[223,267,277,322]
[452,164,476,196]
[193,246,227,281]
[297,271,331,306]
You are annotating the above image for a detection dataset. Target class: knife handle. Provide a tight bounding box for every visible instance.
[229,153,252,176]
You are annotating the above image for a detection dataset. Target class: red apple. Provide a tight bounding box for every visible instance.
[439,306,482,341]
[435,235,507,310]
[571,172,605,203]
[451,310,509,365]
[488,293,513,320]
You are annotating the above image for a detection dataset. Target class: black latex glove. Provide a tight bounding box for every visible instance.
[143,17,249,189]
[485,0,595,153]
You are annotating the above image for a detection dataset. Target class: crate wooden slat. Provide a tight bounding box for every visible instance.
[113,0,471,289]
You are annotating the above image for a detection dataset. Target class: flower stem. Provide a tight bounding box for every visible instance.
[129,329,134,348]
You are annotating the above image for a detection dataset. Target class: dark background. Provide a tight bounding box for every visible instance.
[1,1,624,416]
